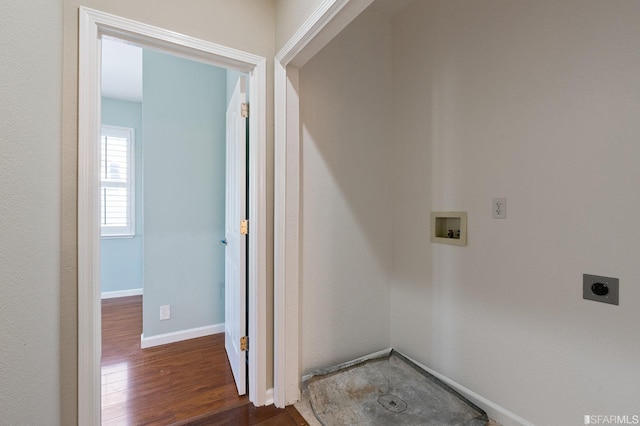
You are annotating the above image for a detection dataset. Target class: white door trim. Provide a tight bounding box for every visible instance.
[273,0,374,408]
[78,7,268,424]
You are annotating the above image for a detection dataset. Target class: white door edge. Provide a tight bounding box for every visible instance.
[225,75,248,396]
[78,8,268,425]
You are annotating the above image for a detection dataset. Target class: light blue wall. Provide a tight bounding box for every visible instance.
[101,97,143,293]
[142,50,227,337]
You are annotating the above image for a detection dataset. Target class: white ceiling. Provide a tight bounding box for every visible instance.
[101,38,143,102]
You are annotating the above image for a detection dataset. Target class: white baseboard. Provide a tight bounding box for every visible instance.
[101,288,143,299]
[264,388,274,406]
[401,354,534,426]
[140,323,224,349]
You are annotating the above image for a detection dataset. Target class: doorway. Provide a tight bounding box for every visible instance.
[78,8,268,425]
[98,37,250,422]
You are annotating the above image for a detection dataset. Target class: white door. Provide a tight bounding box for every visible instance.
[225,76,247,395]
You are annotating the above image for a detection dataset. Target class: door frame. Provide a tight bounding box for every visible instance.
[78,7,268,424]
[273,0,373,407]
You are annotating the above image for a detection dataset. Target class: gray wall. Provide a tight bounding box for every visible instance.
[142,50,227,338]
[298,7,393,372]
[0,0,63,423]
[295,0,640,423]
[390,1,640,424]
[275,0,326,51]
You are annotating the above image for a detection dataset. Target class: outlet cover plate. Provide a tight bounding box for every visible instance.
[160,305,171,320]
[492,198,507,219]
[583,274,619,305]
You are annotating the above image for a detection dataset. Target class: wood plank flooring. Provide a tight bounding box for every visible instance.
[102,296,308,425]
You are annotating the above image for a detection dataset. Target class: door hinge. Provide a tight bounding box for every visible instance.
[241,103,249,118]
[240,336,248,351]
[240,219,248,235]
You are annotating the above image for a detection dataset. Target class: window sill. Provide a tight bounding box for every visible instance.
[101,234,137,240]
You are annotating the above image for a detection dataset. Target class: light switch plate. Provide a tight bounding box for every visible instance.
[583,274,619,305]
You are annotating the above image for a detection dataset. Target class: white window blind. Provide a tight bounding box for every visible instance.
[101,126,135,237]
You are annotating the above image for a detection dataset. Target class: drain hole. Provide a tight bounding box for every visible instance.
[378,394,407,413]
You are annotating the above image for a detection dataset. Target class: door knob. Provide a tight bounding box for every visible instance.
[220,239,227,246]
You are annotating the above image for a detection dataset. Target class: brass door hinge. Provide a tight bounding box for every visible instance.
[241,103,249,118]
[240,219,248,235]
[240,336,248,351]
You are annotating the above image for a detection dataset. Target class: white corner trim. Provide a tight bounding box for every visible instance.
[140,323,224,349]
[401,354,534,426]
[273,63,286,408]
[101,288,143,299]
[276,0,375,68]
[264,388,274,406]
[276,0,349,65]
[273,63,301,409]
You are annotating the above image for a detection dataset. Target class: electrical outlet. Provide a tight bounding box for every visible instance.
[583,274,619,305]
[160,305,171,320]
[492,198,507,219]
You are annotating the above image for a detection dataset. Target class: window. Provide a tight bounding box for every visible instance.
[101,125,135,237]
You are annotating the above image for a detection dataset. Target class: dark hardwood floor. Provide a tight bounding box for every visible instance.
[102,296,308,425]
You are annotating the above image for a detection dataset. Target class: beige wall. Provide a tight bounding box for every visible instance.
[7,0,639,423]
[61,1,275,423]
[390,1,640,424]
[275,0,325,52]
[0,0,63,424]
[298,7,393,373]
